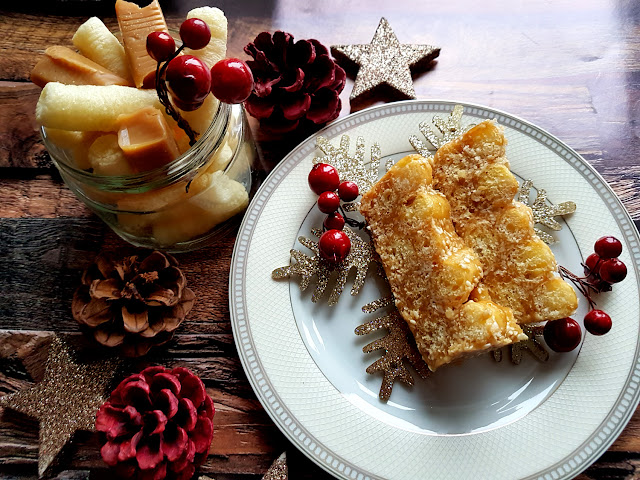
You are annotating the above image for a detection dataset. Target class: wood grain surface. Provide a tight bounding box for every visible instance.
[1,0,639,479]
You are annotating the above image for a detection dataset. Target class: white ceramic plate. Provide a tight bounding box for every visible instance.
[229,100,640,480]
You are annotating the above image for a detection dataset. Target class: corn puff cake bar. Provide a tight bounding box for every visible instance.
[431,121,578,324]
[360,154,526,371]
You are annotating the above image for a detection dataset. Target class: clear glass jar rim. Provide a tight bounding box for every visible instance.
[42,99,232,193]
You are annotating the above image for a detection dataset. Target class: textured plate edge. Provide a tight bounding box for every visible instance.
[229,99,640,480]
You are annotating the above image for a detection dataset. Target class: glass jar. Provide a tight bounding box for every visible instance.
[44,102,257,252]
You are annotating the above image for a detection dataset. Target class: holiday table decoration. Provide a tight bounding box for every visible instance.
[332,17,440,104]
[244,31,346,133]
[72,250,195,357]
[96,366,215,480]
[0,336,121,477]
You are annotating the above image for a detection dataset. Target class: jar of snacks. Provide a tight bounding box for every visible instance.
[33,1,258,251]
[42,100,256,251]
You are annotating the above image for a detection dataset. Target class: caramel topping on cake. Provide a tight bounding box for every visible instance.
[361,154,526,371]
[431,120,578,324]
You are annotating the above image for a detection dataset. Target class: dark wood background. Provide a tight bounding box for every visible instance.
[1,0,639,478]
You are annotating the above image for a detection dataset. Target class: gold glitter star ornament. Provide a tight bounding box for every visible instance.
[332,17,440,103]
[0,336,120,477]
[263,451,288,480]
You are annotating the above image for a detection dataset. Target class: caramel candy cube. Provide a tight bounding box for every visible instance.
[31,46,131,88]
[116,0,169,88]
[116,107,180,172]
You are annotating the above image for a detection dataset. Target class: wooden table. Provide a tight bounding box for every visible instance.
[1,0,639,478]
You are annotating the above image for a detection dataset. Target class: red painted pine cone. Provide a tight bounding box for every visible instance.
[96,366,214,480]
[244,31,346,133]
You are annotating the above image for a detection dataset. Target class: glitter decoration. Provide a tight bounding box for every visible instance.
[342,201,360,213]
[409,104,466,156]
[272,227,377,306]
[518,179,577,244]
[0,336,120,477]
[361,295,394,313]
[356,299,430,401]
[332,17,440,103]
[263,451,288,480]
[493,325,549,364]
[314,135,381,193]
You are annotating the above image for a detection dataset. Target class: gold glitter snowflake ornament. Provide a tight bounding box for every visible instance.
[518,179,576,244]
[332,17,440,103]
[409,104,466,156]
[493,325,549,364]
[314,134,382,193]
[272,227,377,306]
[356,299,430,401]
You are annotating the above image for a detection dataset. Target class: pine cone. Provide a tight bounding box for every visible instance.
[244,31,346,133]
[72,251,195,357]
[96,366,215,480]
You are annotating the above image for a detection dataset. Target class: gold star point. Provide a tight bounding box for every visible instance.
[0,336,120,477]
[332,17,440,103]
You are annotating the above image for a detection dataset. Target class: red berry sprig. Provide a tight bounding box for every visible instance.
[147,20,213,145]
[146,19,255,146]
[308,163,367,264]
[558,235,627,339]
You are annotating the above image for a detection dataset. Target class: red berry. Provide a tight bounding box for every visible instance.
[584,309,612,336]
[146,31,176,62]
[543,318,582,353]
[319,229,351,264]
[584,253,602,275]
[599,258,627,284]
[318,191,340,214]
[179,18,211,50]
[594,236,623,259]
[308,163,340,195]
[338,181,359,202]
[324,212,345,230]
[210,58,254,104]
[166,55,212,108]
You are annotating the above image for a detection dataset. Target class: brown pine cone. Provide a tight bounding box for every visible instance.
[72,251,195,356]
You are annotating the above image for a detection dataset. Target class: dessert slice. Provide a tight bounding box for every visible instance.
[431,120,578,324]
[360,154,526,371]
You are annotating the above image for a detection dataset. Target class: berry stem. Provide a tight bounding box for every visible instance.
[339,204,366,230]
[558,265,598,310]
[155,45,199,146]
